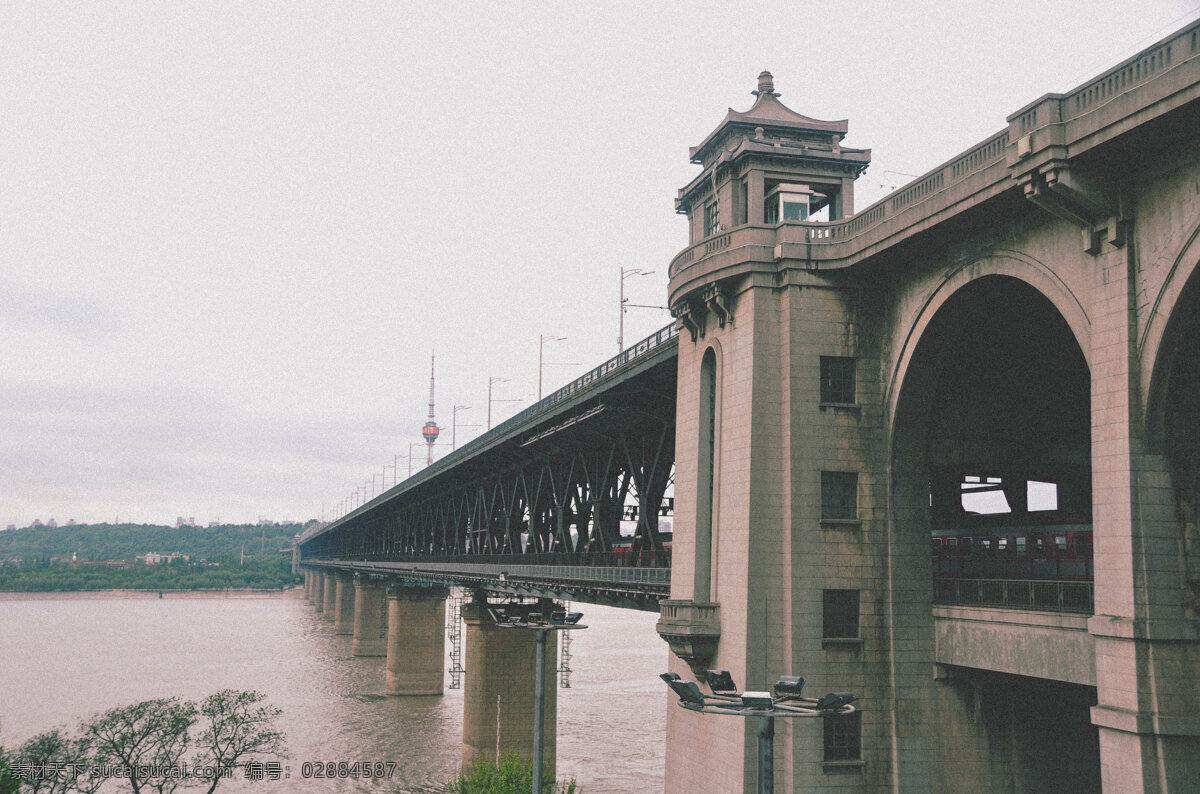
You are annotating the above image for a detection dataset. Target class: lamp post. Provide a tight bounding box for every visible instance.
[619,267,654,352]
[490,605,587,794]
[452,404,479,450]
[538,335,579,400]
[488,376,520,430]
[661,670,857,794]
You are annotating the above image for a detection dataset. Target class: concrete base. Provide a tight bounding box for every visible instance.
[322,572,336,620]
[461,601,557,778]
[312,571,325,613]
[333,573,354,635]
[385,586,447,695]
[352,575,387,657]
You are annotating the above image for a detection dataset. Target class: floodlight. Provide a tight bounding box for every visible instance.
[705,669,738,695]
[816,692,857,711]
[505,616,522,624]
[740,691,773,708]
[527,612,543,624]
[660,673,706,710]
[565,612,584,624]
[773,676,805,699]
[550,610,566,624]
[488,608,506,623]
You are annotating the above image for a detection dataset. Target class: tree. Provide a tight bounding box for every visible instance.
[0,746,19,794]
[14,730,98,794]
[192,690,285,794]
[82,698,196,794]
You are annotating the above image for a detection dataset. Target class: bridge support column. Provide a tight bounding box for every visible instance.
[385,583,447,695]
[352,574,387,657]
[312,570,325,613]
[322,572,337,620]
[460,599,557,778]
[333,572,355,635]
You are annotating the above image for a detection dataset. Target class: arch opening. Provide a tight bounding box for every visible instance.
[894,276,1093,612]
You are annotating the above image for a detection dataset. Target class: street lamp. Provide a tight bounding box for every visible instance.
[491,605,587,794]
[538,335,579,400]
[408,442,424,477]
[488,376,520,430]
[619,267,655,352]
[661,669,857,794]
[452,404,479,450]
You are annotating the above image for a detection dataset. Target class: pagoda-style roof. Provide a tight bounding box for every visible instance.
[690,72,850,166]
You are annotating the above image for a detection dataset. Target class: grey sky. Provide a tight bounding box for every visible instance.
[3,1,1197,527]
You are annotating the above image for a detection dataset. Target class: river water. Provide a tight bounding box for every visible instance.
[0,590,667,792]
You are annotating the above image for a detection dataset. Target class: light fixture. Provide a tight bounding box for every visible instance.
[816,692,857,711]
[705,669,738,695]
[565,612,584,624]
[773,676,805,699]
[660,673,706,710]
[740,691,773,708]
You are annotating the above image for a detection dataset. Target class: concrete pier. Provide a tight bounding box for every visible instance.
[312,570,325,614]
[351,573,388,657]
[321,571,337,620]
[333,572,355,635]
[460,600,557,777]
[385,583,448,696]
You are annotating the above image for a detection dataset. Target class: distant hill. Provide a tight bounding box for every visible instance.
[0,522,310,564]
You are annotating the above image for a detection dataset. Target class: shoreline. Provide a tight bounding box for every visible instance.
[0,586,301,600]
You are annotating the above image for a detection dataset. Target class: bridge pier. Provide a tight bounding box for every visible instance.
[311,569,324,613]
[385,582,448,695]
[333,572,355,635]
[351,573,387,657]
[321,571,337,620]
[460,598,557,778]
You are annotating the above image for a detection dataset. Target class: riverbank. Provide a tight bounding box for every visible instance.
[0,586,300,600]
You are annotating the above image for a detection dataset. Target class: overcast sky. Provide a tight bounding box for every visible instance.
[3,1,1198,528]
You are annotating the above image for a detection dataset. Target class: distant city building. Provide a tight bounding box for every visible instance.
[5,524,14,531]
[66,519,76,526]
[138,552,190,565]
[47,518,57,527]
[32,519,43,527]
[175,516,197,528]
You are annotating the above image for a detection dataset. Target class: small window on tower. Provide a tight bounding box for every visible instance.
[704,201,720,237]
[820,357,856,404]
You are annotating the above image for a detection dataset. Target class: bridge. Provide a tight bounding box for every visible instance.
[299,19,1200,792]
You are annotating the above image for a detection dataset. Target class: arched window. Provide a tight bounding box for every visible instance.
[695,348,717,601]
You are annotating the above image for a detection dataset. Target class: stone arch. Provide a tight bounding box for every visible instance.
[884,270,1097,788]
[695,338,724,602]
[1143,224,1200,618]
[886,250,1090,429]
[1141,217,1200,436]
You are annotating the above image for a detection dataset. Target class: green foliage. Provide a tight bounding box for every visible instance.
[443,752,578,794]
[194,690,284,794]
[0,522,304,592]
[10,691,285,794]
[0,746,18,794]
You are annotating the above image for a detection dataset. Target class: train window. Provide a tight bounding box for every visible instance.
[1074,534,1092,558]
[997,537,1008,550]
[947,538,958,547]
[1015,537,1027,554]
[1053,535,1067,552]
[1028,480,1059,511]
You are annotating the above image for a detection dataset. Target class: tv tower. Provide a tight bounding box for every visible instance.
[421,352,440,465]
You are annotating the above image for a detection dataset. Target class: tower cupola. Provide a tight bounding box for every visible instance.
[677,72,871,243]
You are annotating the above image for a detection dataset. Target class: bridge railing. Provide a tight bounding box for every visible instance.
[933,577,1093,614]
[349,549,672,569]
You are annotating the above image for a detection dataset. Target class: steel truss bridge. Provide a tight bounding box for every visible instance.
[299,325,679,611]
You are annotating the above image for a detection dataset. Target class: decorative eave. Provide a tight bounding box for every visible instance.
[690,71,850,166]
